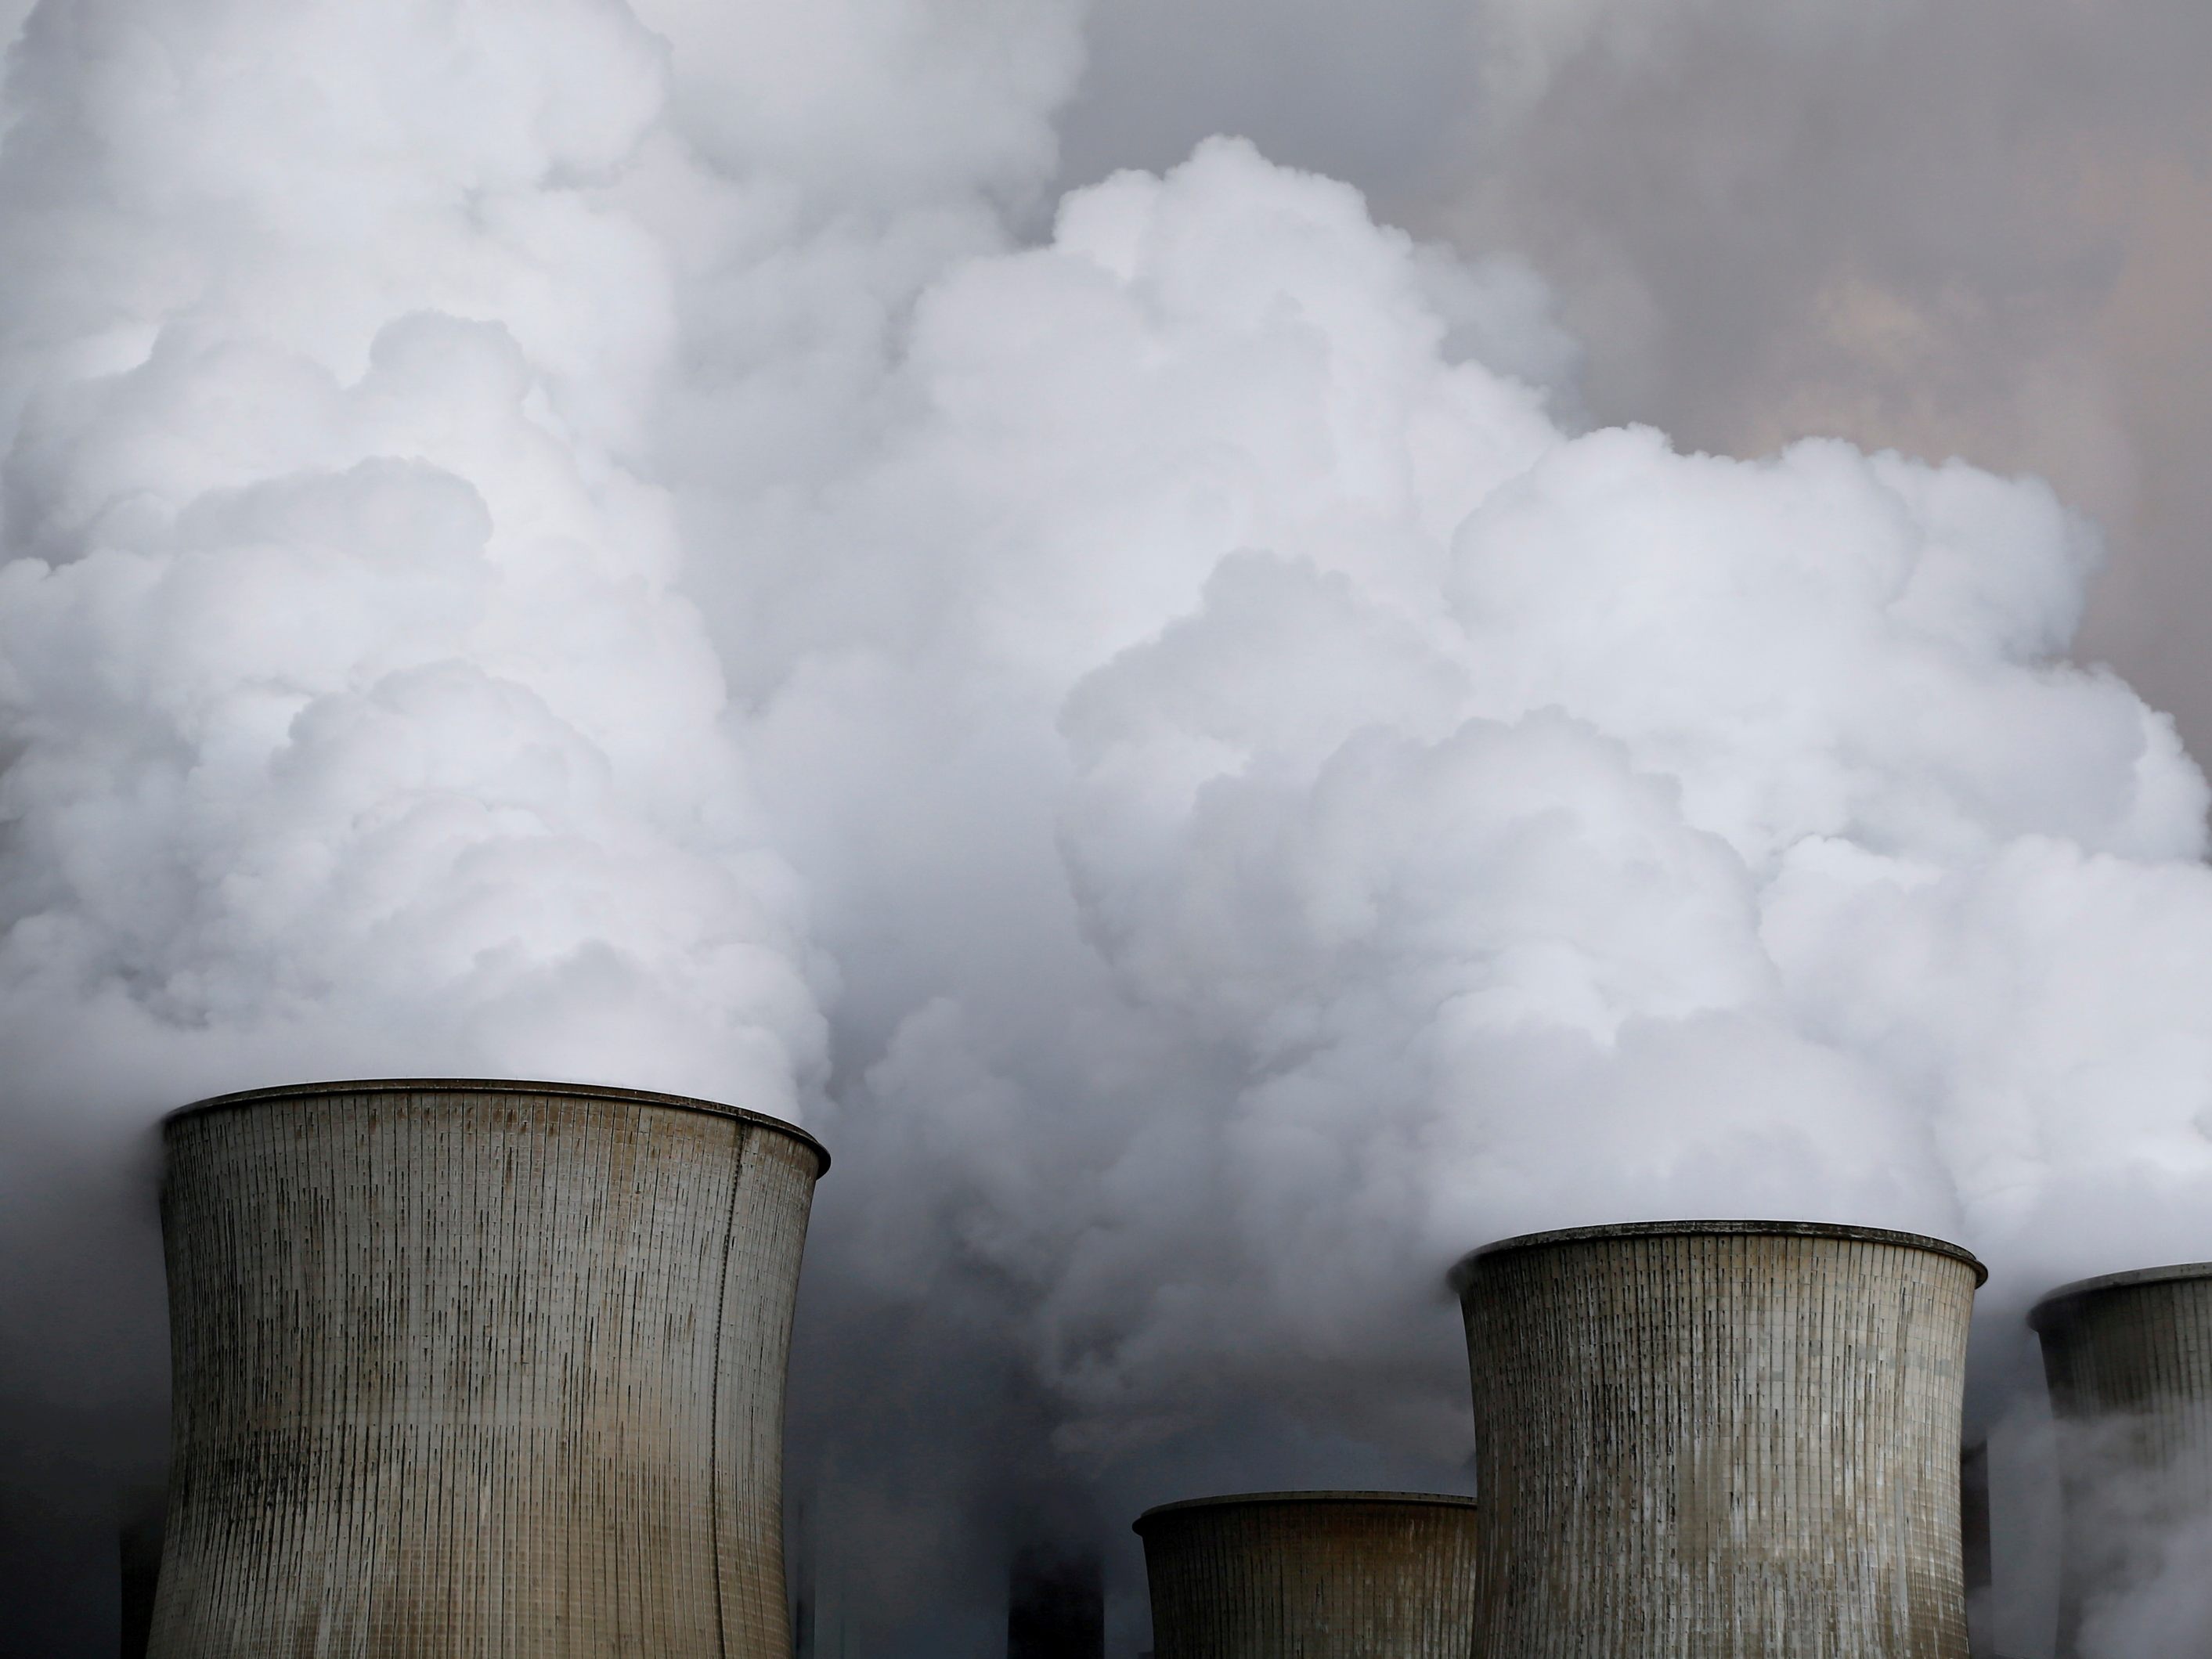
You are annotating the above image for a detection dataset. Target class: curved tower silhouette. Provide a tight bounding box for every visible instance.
[149,1078,828,1659]
[1457,1220,1983,1659]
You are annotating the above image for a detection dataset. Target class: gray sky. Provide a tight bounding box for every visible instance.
[1066,0,2212,756]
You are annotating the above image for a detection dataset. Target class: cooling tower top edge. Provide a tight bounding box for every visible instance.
[1131,1490,1478,1535]
[2028,1260,2212,1326]
[163,1077,831,1174]
[1454,1218,1987,1287]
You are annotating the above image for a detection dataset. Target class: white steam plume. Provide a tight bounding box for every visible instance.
[6,0,2212,1653]
[2047,1414,2212,1659]
[0,0,1084,1642]
[0,0,837,1114]
[768,139,2210,1430]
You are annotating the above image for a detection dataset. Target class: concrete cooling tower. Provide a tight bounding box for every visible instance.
[1132,1491,1480,1659]
[2030,1263,2212,1656]
[147,1078,828,1659]
[1456,1221,1984,1659]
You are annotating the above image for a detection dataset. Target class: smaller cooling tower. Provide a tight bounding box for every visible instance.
[1457,1220,1985,1659]
[1132,1491,1480,1659]
[2030,1262,2212,1655]
[150,1079,828,1659]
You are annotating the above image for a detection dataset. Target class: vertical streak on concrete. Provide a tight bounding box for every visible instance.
[1456,1221,1984,1659]
[1133,1491,1481,1659]
[2031,1263,2212,1657]
[146,1078,826,1659]
[708,1127,750,1659]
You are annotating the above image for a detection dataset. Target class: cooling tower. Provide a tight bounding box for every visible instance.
[2030,1262,2212,1655]
[148,1078,828,1659]
[1132,1491,1480,1659]
[1456,1220,1985,1659]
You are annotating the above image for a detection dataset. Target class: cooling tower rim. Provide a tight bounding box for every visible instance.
[164,1077,831,1174]
[1452,1217,1986,1288]
[1131,1490,1478,1536]
[2028,1260,2212,1325]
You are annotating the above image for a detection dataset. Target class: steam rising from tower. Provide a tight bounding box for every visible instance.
[2032,1264,2212,1657]
[13,0,2212,1643]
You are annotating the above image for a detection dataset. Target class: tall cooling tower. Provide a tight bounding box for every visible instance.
[1132,1491,1480,1658]
[1456,1221,1985,1659]
[149,1078,828,1659]
[2030,1262,2212,1655]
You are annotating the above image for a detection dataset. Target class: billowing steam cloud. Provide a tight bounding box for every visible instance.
[5,1,2212,1654]
[0,0,842,1114]
[765,160,2212,1651]
[1070,2,2212,763]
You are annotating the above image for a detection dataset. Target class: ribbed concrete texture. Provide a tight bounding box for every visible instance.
[1457,1220,1985,1659]
[1133,1491,1480,1659]
[2031,1262,2212,1656]
[149,1078,828,1659]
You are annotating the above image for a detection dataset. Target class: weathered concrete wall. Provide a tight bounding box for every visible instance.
[149,1079,826,1659]
[2032,1263,2212,1656]
[1458,1221,1983,1659]
[1133,1491,1479,1659]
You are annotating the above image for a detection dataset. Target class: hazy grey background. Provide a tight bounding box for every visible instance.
[1066,0,2212,755]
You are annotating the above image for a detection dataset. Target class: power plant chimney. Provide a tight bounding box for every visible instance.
[1132,1491,1479,1658]
[1456,1220,1984,1658]
[146,1079,828,1658]
[2030,1262,2212,1657]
